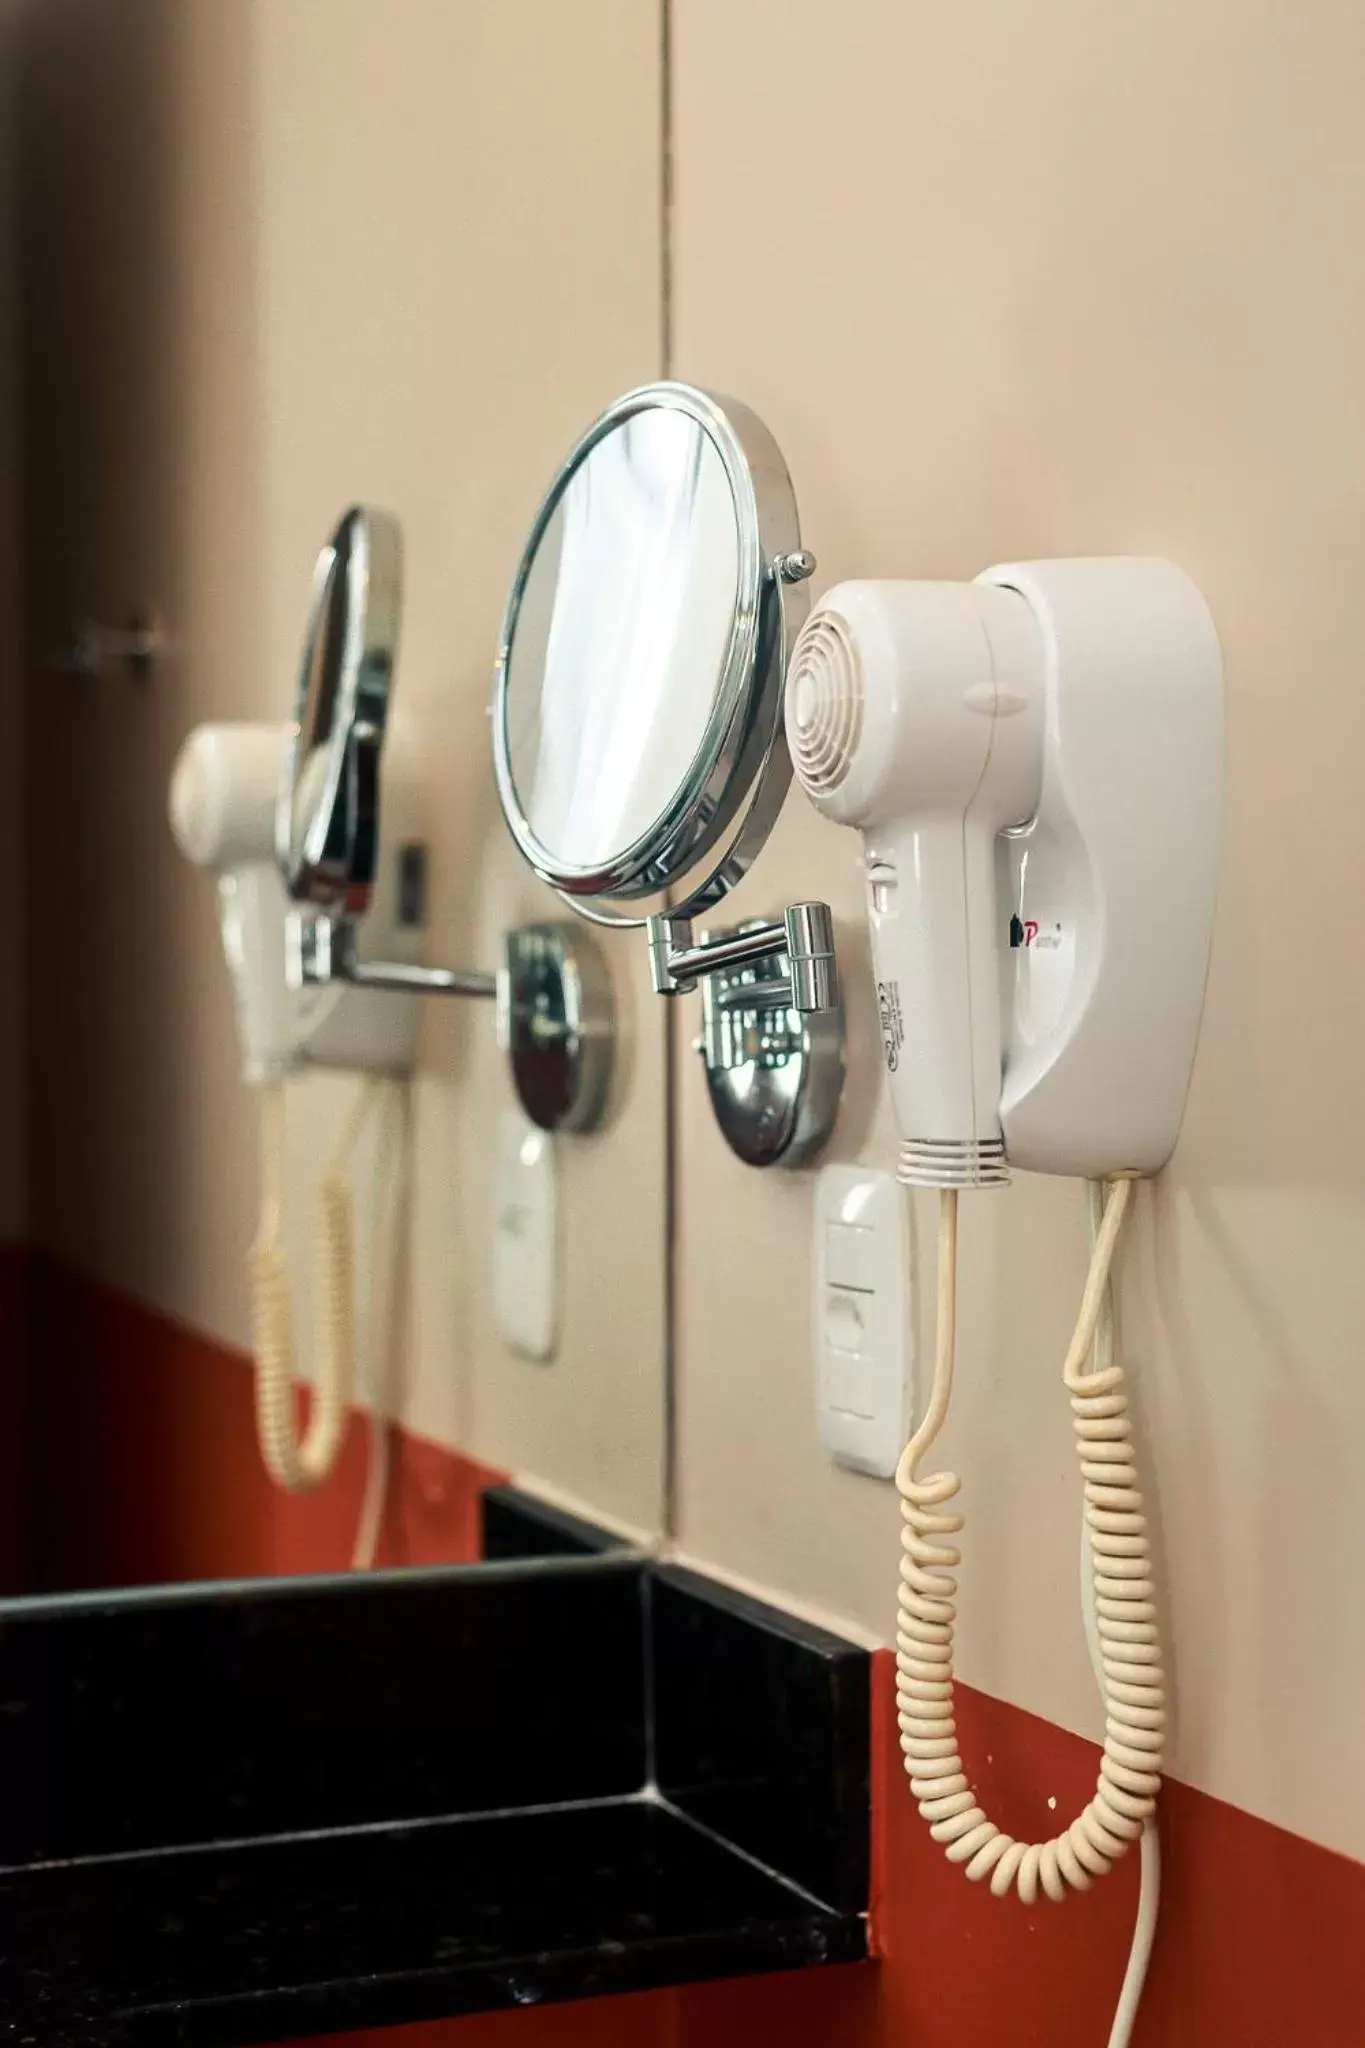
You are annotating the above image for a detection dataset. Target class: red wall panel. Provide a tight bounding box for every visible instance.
[13,1264,1365,2046]
[21,1254,502,1592]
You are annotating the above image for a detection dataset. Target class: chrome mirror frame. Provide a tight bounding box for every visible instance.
[492,382,817,917]
[277,505,402,917]
[491,382,837,1017]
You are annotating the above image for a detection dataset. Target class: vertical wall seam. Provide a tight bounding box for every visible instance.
[659,0,679,1545]
[661,0,674,380]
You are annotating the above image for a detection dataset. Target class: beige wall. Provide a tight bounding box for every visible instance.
[251,1,667,1531]
[21,2,667,1534]
[670,0,1365,1861]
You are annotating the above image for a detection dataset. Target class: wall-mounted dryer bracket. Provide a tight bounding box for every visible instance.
[981,558,1224,1179]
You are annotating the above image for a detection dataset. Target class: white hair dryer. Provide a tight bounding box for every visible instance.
[786,558,1224,1184]
[169,720,420,1083]
[170,722,337,1082]
[169,719,414,1512]
[785,558,1223,1964]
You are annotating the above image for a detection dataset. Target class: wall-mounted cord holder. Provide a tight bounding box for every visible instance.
[490,381,844,1167]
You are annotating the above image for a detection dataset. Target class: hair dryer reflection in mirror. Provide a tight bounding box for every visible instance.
[168,722,411,1547]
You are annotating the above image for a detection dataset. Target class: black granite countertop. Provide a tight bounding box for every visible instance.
[0,1505,871,2044]
[3,1798,863,2045]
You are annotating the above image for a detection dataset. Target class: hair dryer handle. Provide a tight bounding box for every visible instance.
[864,816,1007,1188]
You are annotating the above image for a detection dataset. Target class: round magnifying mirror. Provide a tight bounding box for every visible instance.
[492,383,812,920]
[277,505,402,913]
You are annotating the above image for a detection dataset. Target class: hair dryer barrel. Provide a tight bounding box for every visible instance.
[169,722,288,871]
[786,580,1044,1189]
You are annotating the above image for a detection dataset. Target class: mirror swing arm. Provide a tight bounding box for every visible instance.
[647,899,837,1014]
[289,909,497,1002]
[280,505,613,1135]
[289,908,611,1137]
[492,382,847,1167]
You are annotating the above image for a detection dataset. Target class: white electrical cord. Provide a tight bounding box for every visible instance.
[349,1406,391,1570]
[248,1077,381,1494]
[349,1077,407,1571]
[1083,1180,1161,2047]
[895,1176,1167,1903]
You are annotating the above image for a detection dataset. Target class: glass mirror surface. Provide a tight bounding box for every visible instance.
[506,407,741,872]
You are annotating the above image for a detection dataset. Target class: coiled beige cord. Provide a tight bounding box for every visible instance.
[896,1176,1166,1902]
[249,1078,381,1493]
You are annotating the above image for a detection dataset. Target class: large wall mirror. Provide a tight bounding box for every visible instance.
[9,2,668,1599]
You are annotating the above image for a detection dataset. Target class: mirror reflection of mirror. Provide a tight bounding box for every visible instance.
[507,409,740,873]
[290,537,349,876]
[279,504,402,920]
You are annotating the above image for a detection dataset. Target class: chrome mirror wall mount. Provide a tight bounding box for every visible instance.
[277,504,614,1135]
[491,381,846,1166]
[688,917,846,1170]
[286,909,496,1002]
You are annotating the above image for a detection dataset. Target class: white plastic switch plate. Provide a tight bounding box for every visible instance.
[494,1110,558,1361]
[813,1165,912,1478]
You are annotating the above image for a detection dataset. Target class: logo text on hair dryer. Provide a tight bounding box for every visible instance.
[1008,914,1063,951]
[877,981,905,1071]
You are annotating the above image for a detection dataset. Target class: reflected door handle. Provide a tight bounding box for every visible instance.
[55,612,163,680]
